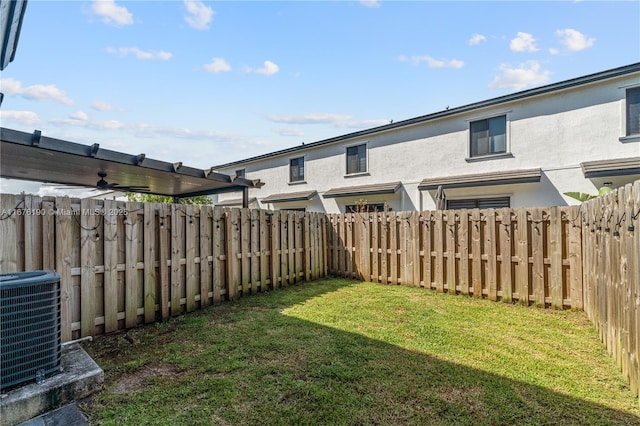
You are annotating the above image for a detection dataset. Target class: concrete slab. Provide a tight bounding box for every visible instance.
[17,403,89,426]
[0,344,103,426]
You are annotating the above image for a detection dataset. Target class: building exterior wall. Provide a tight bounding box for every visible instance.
[216,68,640,213]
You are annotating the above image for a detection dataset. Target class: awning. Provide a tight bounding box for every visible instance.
[0,0,28,71]
[216,197,257,207]
[262,190,317,204]
[418,168,542,190]
[0,127,264,198]
[581,157,640,178]
[323,181,401,198]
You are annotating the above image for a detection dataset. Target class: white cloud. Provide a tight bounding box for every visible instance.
[0,110,41,126]
[204,58,232,73]
[510,32,538,52]
[91,0,133,27]
[273,127,304,137]
[549,48,560,55]
[91,100,115,111]
[106,47,172,60]
[556,28,595,51]
[266,113,388,129]
[360,0,380,8]
[245,60,280,75]
[0,78,73,105]
[468,34,486,46]
[49,117,126,130]
[69,111,89,121]
[184,0,214,30]
[398,55,464,69]
[488,61,551,90]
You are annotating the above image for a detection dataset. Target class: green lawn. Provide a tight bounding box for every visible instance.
[81,278,640,425]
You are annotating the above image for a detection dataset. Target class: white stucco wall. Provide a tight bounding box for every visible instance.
[217,71,640,213]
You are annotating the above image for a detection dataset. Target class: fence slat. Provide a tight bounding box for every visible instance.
[389,212,397,285]
[486,209,497,301]
[260,210,268,291]
[54,197,73,342]
[446,211,456,293]
[42,201,55,271]
[569,206,583,309]
[459,209,469,295]
[144,203,157,323]
[271,211,281,288]
[532,208,545,307]
[550,206,563,309]
[24,195,43,271]
[434,211,444,292]
[200,205,212,308]
[212,207,223,302]
[471,209,482,298]
[125,204,140,328]
[158,207,170,318]
[0,194,18,273]
[80,199,97,337]
[171,205,182,315]
[380,213,388,284]
[226,209,240,300]
[240,208,251,294]
[500,209,512,303]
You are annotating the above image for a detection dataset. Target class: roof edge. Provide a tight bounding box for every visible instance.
[212,62,640,170]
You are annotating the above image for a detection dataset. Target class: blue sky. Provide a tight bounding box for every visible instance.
[1,0,639,195]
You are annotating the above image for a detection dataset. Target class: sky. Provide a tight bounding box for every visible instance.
[1,0,639,196]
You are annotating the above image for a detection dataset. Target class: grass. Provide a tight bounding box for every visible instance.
[80,278,640,425]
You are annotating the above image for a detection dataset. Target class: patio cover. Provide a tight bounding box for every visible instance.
[0,127,263,198]
[322,181,401,198]
[261,190,318,204]
[418,168,542,190]
[580,157,640,178]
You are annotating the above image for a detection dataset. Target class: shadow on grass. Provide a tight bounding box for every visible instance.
[82,278,640,426]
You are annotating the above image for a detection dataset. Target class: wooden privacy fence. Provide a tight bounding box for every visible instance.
[327,206,584,308]
[581,181,640,399]
[0,195,327,342]
[1,181,639,402]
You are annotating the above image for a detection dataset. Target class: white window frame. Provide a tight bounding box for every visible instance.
[465,111,512,162]
[620,83,640,142]
[288,156,306,184]
[345,142,369,176]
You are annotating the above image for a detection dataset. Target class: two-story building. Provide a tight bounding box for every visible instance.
[214,63,640,213]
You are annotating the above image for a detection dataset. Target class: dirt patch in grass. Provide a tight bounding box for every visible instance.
[111,363,181,396]
[438,385,488,421]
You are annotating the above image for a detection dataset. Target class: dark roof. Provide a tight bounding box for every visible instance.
[323,181,401,198]
[0,0,28,71]
[212,62,640,170]
[262,190,318,203]
[0,127,263,198]
[581,157,640,178]
[418,169,542,190]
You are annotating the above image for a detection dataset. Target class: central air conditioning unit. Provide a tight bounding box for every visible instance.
[0,271,62,392]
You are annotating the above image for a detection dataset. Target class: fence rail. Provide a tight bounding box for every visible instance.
[0,195,326,341]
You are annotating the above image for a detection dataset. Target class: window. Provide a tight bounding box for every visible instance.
[345,203,388,213]
[627,87,640,136]
[447,197,510,210]
[346,144,367,174]
[235,169,245,179]
[470,115,506,157]
[289,157,304,182]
